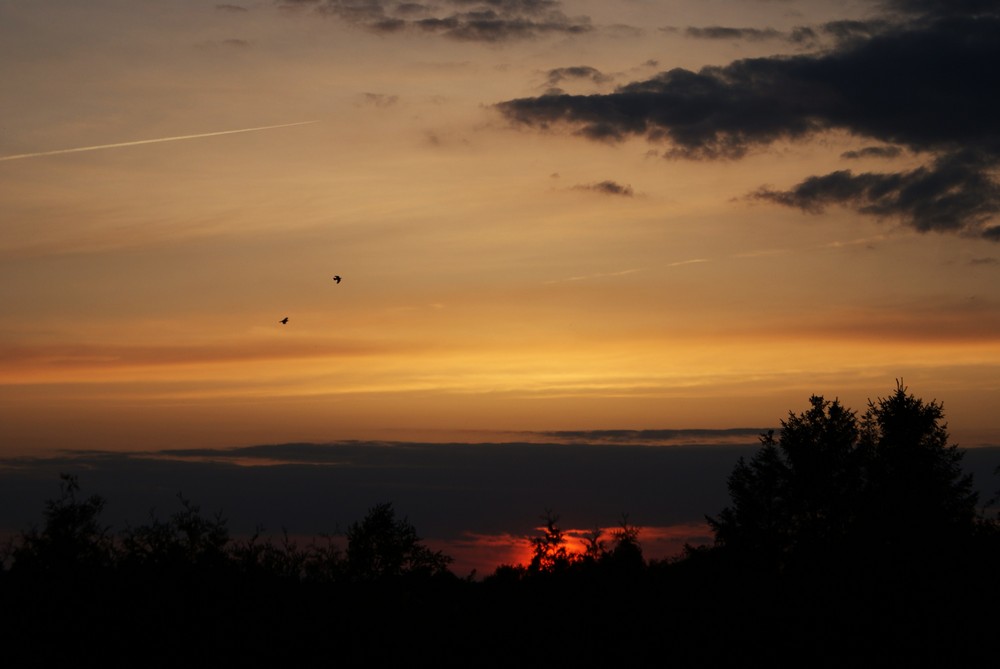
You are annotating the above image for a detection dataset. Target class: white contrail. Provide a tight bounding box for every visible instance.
[0,120,318,162]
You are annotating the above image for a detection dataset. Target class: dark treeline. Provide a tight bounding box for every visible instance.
[2,384,998,667]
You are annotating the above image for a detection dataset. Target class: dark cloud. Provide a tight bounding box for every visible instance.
[676,20,890,48]
[450,0,562,12]
[545,65,610,88]
[3,440,997,565]
[752,150,1000,235]
[394,2,430,15]
[841,146,904,159]
[885,0,1000,18]
[539,428,769,444]
[0,440,756,542]
[684,26,784,41]
[216,3,248,11]
[819,19,891,42]
[787,25,818,44]
[497,6,1000,239]
[574,180,635,197]
[278,0,591,42]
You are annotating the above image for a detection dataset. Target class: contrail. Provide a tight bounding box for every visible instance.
[0,120,318,162]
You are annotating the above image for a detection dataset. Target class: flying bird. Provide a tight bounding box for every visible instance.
[279,317,289,324]
[332,275,341,283]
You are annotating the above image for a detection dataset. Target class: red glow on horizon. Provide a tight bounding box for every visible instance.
[431,522,715,578]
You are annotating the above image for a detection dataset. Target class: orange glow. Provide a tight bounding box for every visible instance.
[2,1,1000,458]
[431,523,717,577]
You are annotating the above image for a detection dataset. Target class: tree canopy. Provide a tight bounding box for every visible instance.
[708,382,980,570]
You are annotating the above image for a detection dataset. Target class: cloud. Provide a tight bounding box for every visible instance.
[573,180,634,197]
[539,428,769,445]
[684,26,784,41]
[0,440,758,543]
[545,65,610,87]
[818,19,891,42]
[278,0,591,42]
[884,0,1000,18]
[752,150,1000,235]
[496,4,1000,239]
[676,19,891,48]
[216,3,248,11]
[4,440,998,574]
[840,146,904,160]
[360,92,399,107]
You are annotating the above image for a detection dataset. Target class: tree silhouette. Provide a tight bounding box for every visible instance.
[858,383,978,551]
[9,473,113,576]
[709,395,863,567]
[709,383,979,569]
[605,513,644,571]
[527,510,572,574]
[345,502,452,581]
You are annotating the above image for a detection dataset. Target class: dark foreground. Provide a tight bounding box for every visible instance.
[3,385,999,666]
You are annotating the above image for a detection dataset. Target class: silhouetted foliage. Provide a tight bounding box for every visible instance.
[709,395,864,567]
[605,513,644,571]
[580,525,606,565]
[859,383,978,549]
[345,502,452,581]
[9,474,113,576]
[120,494,230,573]
[527,509,572,574]
[2,385,998,667]
[709,383,979,569]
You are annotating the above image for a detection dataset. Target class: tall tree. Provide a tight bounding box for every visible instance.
[708,383,979,567]
[858,383,978,552]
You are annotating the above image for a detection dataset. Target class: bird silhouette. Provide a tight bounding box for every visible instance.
[332,275,341,283]
[279,317,289,324]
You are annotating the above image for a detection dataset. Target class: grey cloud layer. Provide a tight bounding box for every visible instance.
[498,2,1000,239]
[680,20,891,48]
[2,440,997,547]
[279,0,590,42]
[0,440,756,541]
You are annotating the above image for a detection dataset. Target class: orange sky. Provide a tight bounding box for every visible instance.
[2,0,1000,456]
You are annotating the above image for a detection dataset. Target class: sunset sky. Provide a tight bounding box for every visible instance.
[2,1,999,571]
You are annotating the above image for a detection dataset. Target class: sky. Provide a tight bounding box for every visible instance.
[2,0,1000,573]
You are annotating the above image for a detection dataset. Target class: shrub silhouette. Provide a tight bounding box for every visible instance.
[8,473,113,576]
[527,510,572,574]
[119,494,230,574]
[345,502,453,581]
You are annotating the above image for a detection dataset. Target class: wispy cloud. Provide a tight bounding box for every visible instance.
[572,180,634,197]
[278,0,591,42]
[684,26,784,41]
[840,146,904,160]
[544,65,611,91]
